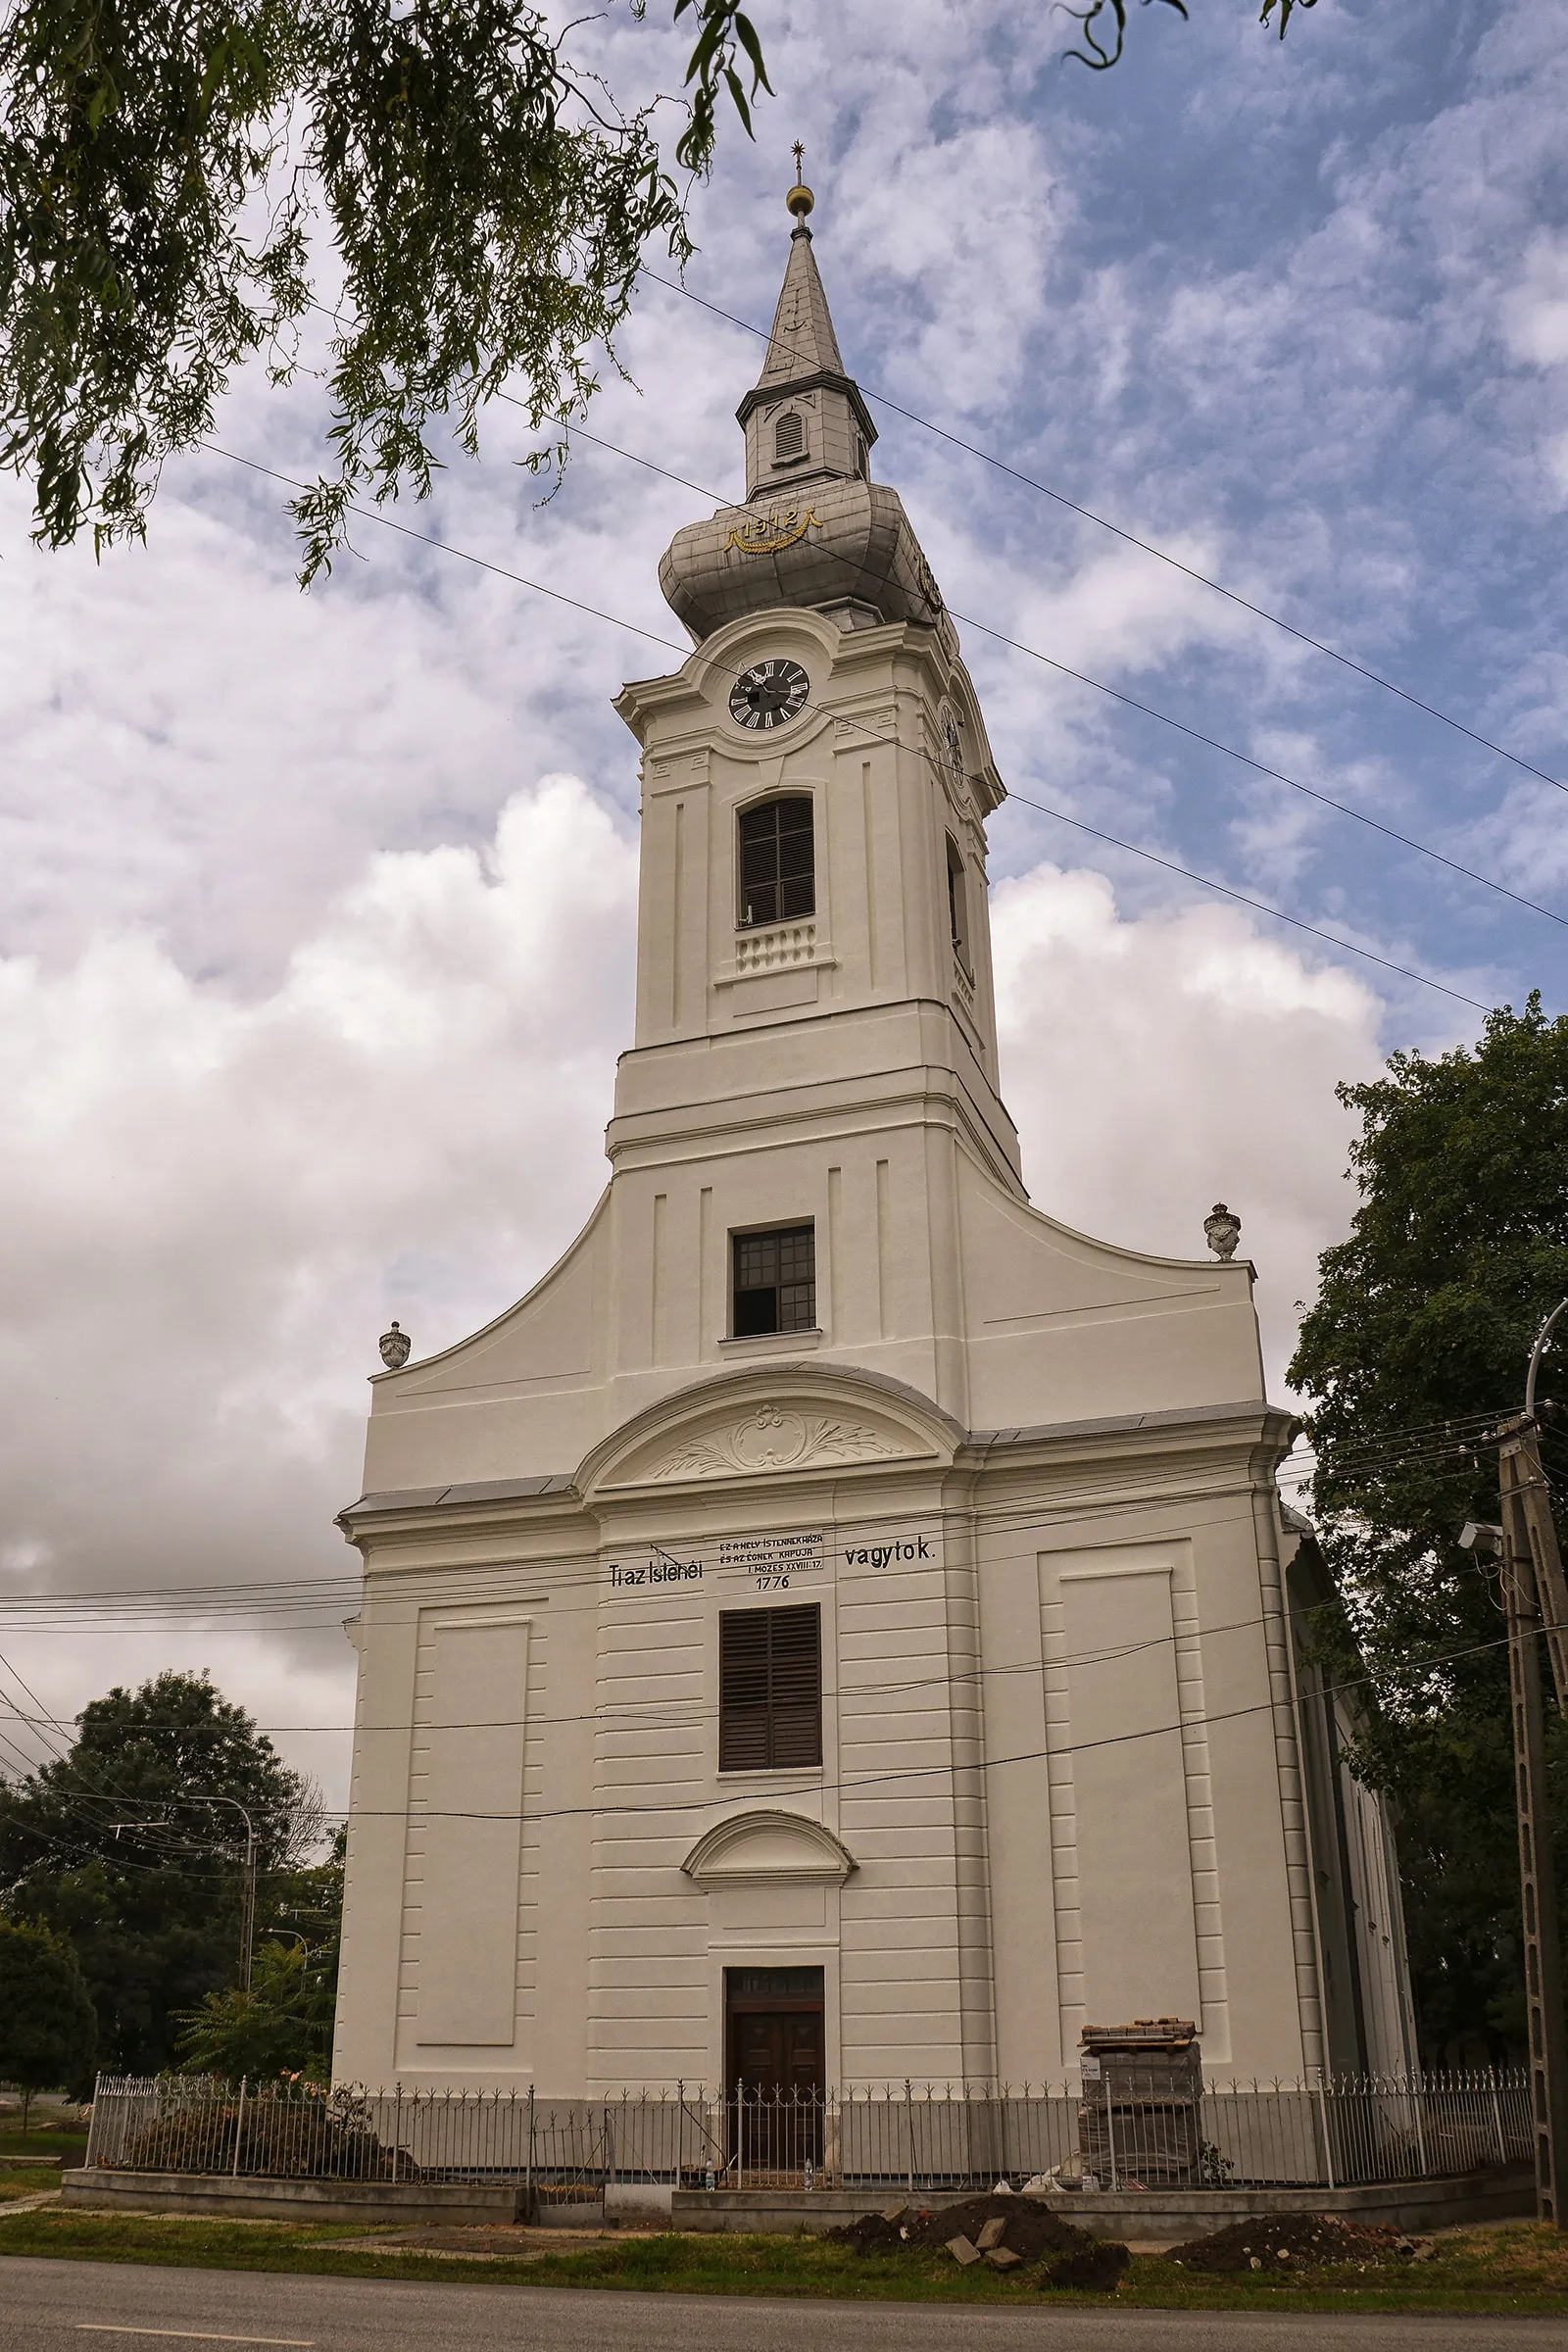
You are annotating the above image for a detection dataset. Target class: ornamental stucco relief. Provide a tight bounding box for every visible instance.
[646,1404,912,1483]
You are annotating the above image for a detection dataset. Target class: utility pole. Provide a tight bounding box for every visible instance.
[1473,1298,1568,2228]
[238,1812,257,1993]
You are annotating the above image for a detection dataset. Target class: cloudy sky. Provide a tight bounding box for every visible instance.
[0,0,1563,1811]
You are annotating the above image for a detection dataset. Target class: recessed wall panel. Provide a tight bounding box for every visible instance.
[415,1614,530,2045]
[1051,1553,1200,2034]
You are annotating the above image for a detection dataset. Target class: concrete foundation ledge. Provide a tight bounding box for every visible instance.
[669,2165,1535,2245]
[61,2170,523,2228]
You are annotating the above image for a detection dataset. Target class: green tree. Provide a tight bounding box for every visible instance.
[0,0,1314,579]
[0,1916,98,2126]
[0,1670,319,2074]
[173,1936,335,2079]
[175,1825,347,2080]
[1289,998,1568,2060]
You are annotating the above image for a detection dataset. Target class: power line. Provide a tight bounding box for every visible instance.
[0,1492,1257,1632]
[0,1451,1426,1636]
[0,1650,74,1764]
[0,1406,1518,1642]
[0,1603,1295,1743]
[3,1620,1544,1839]
[638,267,1568,802]
[541,409,1566,940]
[1001,800,1490,1012]
[204,442,1503,1015]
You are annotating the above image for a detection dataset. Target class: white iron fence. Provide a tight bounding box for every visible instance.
[85,2070,1532,2197]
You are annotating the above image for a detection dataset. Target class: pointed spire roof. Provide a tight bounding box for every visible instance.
[735,175,877,491]
[753,225,846,391]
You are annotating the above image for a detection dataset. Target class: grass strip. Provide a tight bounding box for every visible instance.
[0,2208,1563,2314]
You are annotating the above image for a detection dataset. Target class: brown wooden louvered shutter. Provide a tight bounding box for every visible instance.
[719,1604,821,1771]
[766,1604,822,1766]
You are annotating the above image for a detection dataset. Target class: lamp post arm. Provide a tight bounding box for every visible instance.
[1526,1298,1568,1417]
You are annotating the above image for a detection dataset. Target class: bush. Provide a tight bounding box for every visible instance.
[123,2085,416,2180]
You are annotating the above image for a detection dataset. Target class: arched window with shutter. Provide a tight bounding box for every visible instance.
[773,409,806,464]
[738,796,814,928]
[947,835,970,972]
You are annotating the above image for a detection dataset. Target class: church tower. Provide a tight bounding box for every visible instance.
[331,178,1414,2102]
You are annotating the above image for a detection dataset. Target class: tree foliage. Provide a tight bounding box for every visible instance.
[0,1670,320,2074]
[174,1934,335,2078]
[0,0,1313,577]
[0,1915,98,2114]
[1289,999,1568,2058]
[174,1828,345,2079]
[0,0,768,578]
[1066,0,1314,71]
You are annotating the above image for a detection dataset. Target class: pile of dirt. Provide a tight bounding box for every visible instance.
[1167,2212,1425,2273]
[829,2192,1130,2289]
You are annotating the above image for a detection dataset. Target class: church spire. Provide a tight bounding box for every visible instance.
[735,156,877,502]
[752,151,843,386]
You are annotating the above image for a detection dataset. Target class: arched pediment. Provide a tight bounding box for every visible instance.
[682,1810,858,1887]
[578,1365,957,1496]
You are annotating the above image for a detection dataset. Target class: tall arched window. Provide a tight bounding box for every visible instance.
[739,797,814,928]
[947,835,970,971]
[774,410,806,463]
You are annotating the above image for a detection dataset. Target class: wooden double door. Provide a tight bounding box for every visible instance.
[724,1967,824,2172]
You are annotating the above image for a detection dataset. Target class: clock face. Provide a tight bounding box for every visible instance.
[729,658,810,732]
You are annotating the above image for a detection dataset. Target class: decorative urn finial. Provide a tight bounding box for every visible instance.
[378,1319,412,1370]
[787,141,814,229]
[1203,1203,1242,1261]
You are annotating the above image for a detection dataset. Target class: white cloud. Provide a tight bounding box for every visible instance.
[1501,236,1568,368]
[0,779,637,1792]
[992,860,1388,1394]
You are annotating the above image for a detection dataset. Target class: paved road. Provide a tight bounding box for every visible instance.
[1,2259,1566,2352]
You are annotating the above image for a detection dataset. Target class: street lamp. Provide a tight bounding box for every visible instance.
[182,1797,258,1991]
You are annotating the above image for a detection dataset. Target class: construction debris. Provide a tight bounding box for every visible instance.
[827,2190,1129,2289]
[1079,2019,1204,2188]
[1165,2213,1425,2273]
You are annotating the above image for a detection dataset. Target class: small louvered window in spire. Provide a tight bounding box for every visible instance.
[720,1604,822,1771]
[774,410,806,463]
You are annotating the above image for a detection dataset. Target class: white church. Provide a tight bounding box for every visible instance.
[331,181,1415,2099]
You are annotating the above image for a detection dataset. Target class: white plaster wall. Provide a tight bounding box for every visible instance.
[332,493,1373,2097]
[336,1391,1332,2093]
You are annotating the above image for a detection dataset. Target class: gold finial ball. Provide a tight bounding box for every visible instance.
[787,179,814,222]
